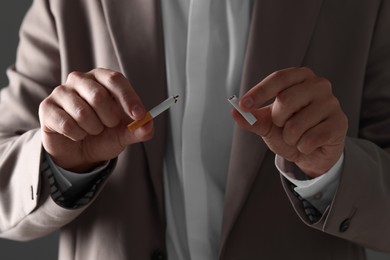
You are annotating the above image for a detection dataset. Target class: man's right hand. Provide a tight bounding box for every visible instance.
[39,68,154,173]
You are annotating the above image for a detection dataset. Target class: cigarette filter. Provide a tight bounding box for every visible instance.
[127,95,179,132]
[227,95,257,125]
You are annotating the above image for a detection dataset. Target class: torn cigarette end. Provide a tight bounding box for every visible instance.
[227,95,257,125]
[127,112,153,132]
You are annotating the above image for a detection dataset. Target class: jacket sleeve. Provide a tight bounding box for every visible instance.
[0,0,95,241]
[283,0,390,253]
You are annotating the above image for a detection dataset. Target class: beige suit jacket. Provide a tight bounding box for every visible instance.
[1,0,390,259]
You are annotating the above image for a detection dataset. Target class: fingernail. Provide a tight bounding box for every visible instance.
[131,104,144,119]
[242,97,254,109]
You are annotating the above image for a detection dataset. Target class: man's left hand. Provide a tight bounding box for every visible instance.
[233,67,348,178]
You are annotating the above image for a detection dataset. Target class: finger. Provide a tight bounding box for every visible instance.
[86,68,146,120]
[67,75,122,128]
[271,82,312,128]
[39,99,87,141]
[240,67,315,111]
[51,85,105,135]
[296,115,346,155]
[271,77,331,127]
[281,100,331,146]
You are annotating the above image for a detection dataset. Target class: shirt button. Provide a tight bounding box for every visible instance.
[151,249,166,260]
[339,218,351,233]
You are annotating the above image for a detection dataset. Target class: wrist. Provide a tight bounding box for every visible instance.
[65,161,108,173]
[46,151,108,173]
[295,152,344,179]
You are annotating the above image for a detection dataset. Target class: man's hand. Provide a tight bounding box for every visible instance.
[39,68,154,172]
[233,67,348,178]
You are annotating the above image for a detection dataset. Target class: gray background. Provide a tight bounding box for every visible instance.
[0,1,389,259]
[0,2,59,260]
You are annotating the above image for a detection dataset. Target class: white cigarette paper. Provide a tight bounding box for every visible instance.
[227,95,257,125]
[127,95,179,132]
[149,95,179,118]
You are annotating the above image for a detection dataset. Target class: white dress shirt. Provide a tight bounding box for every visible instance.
[161,1,252,259]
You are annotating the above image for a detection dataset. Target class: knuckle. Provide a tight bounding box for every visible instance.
[38,99,51,120]
[90,88,109,106]
[52,84,67,96]
[270,70,280,78]
[270,70,284,81]
[67,71,83,83]
[317,77,332,91]
[39,98,51,111]
[106,71,125,86]
[91,67,104,73]
[327,96,342,112]
[39,95,59,122]
[267,70,291,87]
[59,117,76,137]
[318,76,331,86]
[330,96,341,108]
[300,66,314,75]
[276,90,292,107]
[74,106,91,121]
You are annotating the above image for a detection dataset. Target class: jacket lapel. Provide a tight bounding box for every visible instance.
[101,0,167,227]
[220,0,323,254]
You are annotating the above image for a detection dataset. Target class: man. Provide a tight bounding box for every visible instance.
[0,0,390,259]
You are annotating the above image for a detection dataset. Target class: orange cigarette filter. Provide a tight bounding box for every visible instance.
[127,112,153,132]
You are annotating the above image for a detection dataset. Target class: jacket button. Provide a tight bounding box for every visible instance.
[151,249,166,260]
[339,218,351,233]
[313,192,323,200]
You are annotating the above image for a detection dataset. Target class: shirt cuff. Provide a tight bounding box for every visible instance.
[275,153,343,213]
[43,151,115,208]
